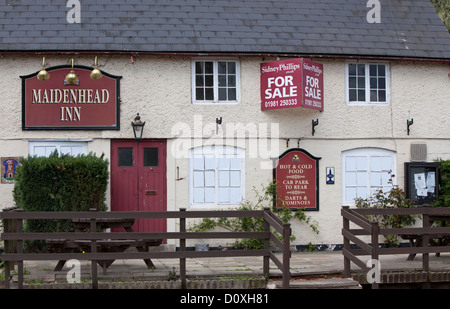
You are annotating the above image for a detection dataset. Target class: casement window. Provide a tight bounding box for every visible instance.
[192,60,240,104]
[346,63,390,105]
[342,148,396,205]
[190,145,245,206]
[29,141,87,157]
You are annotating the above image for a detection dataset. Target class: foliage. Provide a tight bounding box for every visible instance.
[431,0,450,32]
[188,182,319,249]
[12,151,109,252]
[354,173,417,247]
[433,159,450,207]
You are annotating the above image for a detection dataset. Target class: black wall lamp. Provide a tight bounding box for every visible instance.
[131,113,146,142]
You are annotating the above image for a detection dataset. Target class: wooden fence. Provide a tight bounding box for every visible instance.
[342,205,450,288]
[1,207,291,289]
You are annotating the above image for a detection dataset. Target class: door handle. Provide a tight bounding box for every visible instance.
[145,190,157,195]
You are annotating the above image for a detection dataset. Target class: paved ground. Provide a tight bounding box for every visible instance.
[6,249,450,287]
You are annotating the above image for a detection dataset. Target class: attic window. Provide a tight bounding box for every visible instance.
[192,60,240,104]
[346,63,390,105]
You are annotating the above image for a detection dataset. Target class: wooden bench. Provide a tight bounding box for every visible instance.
[45,239,80,271]
[400,233,450,260]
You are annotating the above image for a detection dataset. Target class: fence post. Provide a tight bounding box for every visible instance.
[16,218,24,289]
[370,221,380,289]
[180,208,187,289]
[282,222,291,289]
[90,208,98,289]
[263,207,270,280]
[342,206,351,278]
[422,212,430,274]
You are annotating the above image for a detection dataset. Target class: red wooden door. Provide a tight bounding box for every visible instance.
[110,139,167,233]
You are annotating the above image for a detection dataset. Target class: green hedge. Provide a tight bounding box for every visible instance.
[12,151,109,251]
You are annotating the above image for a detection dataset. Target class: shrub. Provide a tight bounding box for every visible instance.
[12,151,109,251]
[188,182,319,250]
[355,172,417,247]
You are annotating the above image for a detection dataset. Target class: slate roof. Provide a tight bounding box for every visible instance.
[1,0,449,60]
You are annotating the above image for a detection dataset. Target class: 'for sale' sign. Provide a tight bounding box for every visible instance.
[260,58,323,111]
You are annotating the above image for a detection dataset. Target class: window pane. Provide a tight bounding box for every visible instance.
[349,77,356,88]
[205,188,215,203]
[370,77,377,89]
[219,171,229,186]
[228,88,236,100]
[218,61,227,74]
[193,188,204,203]
[349,64,356,75]
[144,148,158,166]
[195,62,204,74]
[369,64,377,76]
[205,88,214,100]
[196,88,204,100]
[118,148,133,166]
[218,188,229,203]
[205,61,213,74]
[370,90,378,102]
[378,90,386,102]
[218,75,227,87]
[230,188,241,204]
[193,171,204,187]
[205,75,213,87]
[196,75,204,86]
[230,171,240,186]
[378,78,386,89]
[358,90,365,101]
[228,75,236,87]
[205,171,215,186]
[349,89,357,101]
[228,62,236,74]
[358,77,365,88]
[378,65,385,76]
[357,64,365,76]
[219,88,227,101]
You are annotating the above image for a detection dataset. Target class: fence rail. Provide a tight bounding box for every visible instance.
[1,207,291,289]
[342,205,450,288]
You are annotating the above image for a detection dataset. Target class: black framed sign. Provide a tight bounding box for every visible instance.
[273,148,321,211]
[21,65,121,130]
[405,162,439,205]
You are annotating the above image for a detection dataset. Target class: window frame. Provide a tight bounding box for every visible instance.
[28,141,88,157]
[341,148,396,205]
[191,59,241,105]
[189,145,245,207]
[345,62,390,106]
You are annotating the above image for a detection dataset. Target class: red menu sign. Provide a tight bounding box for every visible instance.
[274,149,320,211]
[261,58,323,111]
[21,66,121,130]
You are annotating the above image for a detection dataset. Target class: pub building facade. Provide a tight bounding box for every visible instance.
[0,0,449,248]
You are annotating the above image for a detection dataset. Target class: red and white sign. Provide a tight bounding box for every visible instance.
[274,148,321,211]
[21,66,121,130]
[260,58,323,111]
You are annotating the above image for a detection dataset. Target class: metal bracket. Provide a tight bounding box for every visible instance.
[312,119,319,136]
[407,118,414,135]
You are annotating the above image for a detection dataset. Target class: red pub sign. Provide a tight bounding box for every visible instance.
[261,58,324,111]
[21,65,121,130]
[273,148,321,211]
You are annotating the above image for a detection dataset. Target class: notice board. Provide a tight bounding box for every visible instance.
[405,162,439,205]
[273,148,321,211]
